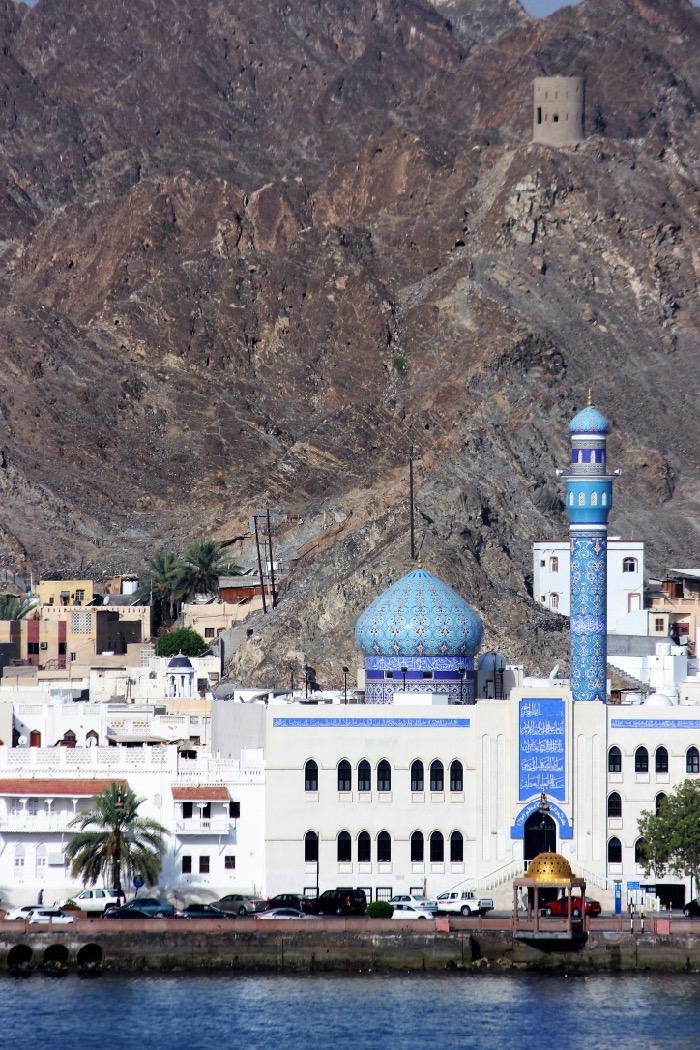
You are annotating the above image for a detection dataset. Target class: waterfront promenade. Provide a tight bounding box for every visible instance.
[3,913,700,974]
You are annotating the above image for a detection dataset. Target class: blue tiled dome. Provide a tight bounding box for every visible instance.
[355,567,483,658]
[570,405,610,435]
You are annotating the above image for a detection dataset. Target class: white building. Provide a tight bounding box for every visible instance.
[533,538,644,624]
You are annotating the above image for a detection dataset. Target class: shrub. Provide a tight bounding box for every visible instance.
[155,627,209,657]
[367,900,394,919]
[391,353,409,377]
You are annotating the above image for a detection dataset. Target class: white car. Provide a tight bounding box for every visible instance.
[28,908,75,925]
[391,903,435,920]
[4,905,43,921]
[389,894,437,914]
[55,888,123,913]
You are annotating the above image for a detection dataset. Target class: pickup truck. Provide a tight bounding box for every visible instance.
[434,890,494,916]
[55,888,124,914]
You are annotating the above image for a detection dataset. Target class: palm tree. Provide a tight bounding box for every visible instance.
[175,539,231,601]
[137,551,183,628]
[0,594,36,620]
[65,783,168,897]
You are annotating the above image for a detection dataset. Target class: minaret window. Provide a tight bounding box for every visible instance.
[590,492,598,506]
[569,493,574,506]
[578,492,585,506]
[601,493,607,506]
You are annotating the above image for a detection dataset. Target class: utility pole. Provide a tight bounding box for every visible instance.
[409,446,416,562]
[266,510,277,609]
[253,516,267,614]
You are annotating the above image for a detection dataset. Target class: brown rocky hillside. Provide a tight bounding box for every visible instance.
[0,0,698,683]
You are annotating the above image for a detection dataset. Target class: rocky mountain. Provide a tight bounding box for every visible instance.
[0,0,698,684]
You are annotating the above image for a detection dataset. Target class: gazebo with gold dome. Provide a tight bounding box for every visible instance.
[513,849,589,940]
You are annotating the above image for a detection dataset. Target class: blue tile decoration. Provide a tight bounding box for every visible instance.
[610,719,700,730]
[511,798,573,840]
[519,698,566,800]
[355,567,483,705]
[272,717,471,729]
[561,399,615,702]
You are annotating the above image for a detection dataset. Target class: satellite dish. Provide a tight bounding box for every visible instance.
[18,736,27,746]
[549,664,560,681]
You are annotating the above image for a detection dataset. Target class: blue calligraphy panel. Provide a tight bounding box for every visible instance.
[519,698,566,801]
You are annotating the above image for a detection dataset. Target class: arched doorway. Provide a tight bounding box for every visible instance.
[524,810,557,862]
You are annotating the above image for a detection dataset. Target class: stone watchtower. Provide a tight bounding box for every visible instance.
[533,76,585,146]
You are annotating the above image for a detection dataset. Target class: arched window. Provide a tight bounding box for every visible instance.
[635,838,646,866]
[602,492,607,506]
[410,831,424,862]
[550,594,559,610]
[607,792,622,819]
[429,760,444,792]
[608,746,622,773]
[550,556,559,572]
[623,558,637,573]
[411,760,424,792]
[358,760,371,792]
[687,747,700,774]
[655,793,667,815]
[608,837,622,864]
[655,746,668,774]
[635,746,649,773]
[377,760,392,792]
[450,831,464,863]
[304,831,318,863]
[429,831,444,863]
[569,493,574,506]
[304,759,318,792]
[337,831,351,863]
[337,760,351,792]
[590,491,598,507]
[358,831,371,862]
[578,492,585,506]
[14,843,25,876]
[377,831,391,863]
[450,760,463,793]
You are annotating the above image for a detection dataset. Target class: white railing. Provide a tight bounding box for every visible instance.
[572,864,612,891]
[0,814,74,833]
[175,818,233,836]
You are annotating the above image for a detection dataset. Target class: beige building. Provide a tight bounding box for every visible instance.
[183,598,264,641]
[648,570,700,657]
[533,76,585,146]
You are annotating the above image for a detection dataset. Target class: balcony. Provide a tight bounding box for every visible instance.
[175,817,233,836]
[0,812,75,833]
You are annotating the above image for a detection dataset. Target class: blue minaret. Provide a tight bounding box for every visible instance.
[561,395,615,702]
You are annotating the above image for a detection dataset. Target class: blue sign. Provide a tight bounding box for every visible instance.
[615,883,622,915]
[133,877,144,890]
[519,698,566,801]
[510,798,573,840]
[626,881,640,891]
[272,717,470,729]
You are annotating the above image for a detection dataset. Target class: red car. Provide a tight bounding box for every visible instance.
[543,896,601,918]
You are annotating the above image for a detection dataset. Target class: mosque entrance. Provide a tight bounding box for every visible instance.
[524,810,557,862]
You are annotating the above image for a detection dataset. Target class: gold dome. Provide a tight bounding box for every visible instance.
[528,851,574,883]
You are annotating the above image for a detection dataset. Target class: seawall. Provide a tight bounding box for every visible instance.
[3,916,700,975]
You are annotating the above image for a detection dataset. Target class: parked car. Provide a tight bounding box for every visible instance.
[257,908,319,920]
[55,888,124,914]
[389,894,437,914]
[434,891,494,916]
[303,888,367,916]
[4,905,44,921]
[28,908,75,925]
[102,898,175,919]
[683,899,700,918]
[266,894,308,911]
[391,903,435,920]
[176,903,236,920]
[543,896,601,918]
[217,893,269,916]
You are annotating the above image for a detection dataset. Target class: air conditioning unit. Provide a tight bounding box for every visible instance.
[40,642,48,650]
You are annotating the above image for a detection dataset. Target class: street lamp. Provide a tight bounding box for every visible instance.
[458,667,465,705]
[401,666,408,692]
[290,667,295,696]
[538,789,551,854]
[342,666,349,703]
[304,665,309,698]
[114,788,125,899]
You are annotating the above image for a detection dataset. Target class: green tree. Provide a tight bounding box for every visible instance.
[65,783,168,896]
[155,626,209,657]
[0,594,36,620]
[637,779,700,893]
[137,551,183,627]
[175,539,230,601]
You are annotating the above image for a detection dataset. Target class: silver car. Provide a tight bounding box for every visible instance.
[217,893,268,916]
[28,908,75,925]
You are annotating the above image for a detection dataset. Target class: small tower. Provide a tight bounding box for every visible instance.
[533,76,585,146]
[560,396,615,702]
